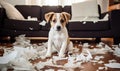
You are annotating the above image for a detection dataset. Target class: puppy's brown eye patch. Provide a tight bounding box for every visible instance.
[52,19,56,23]
[60,19,64,23]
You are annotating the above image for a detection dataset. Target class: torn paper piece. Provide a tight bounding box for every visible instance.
[104,44,113,52]
[76,53,86,62]
[39,20,47,26]
[29,27,33,30]
[82,43,90,48]
[103,14,109,21]
[71,48,80,55]
[45,69,54,71]
[112,45,118,49]
[35,59,54,70]
[76,49,92,62]
[68,55,76,63]
[38,49,47,59]
[86,50,93,61]
[64,60,82,69]
[96,42,105,48]
[113,47,120,57]
[91,60,98,63]
[10,57,33,70]
[0,51,17,64]
[98,61,104,64]
[64,56,81,69]
[27,16,38,21]
[87,43,113,55]
[52,56,68,64]
[63,55,85,69]
[34,61,45,70]
[13,34,31,46]
[88,48,107,55]
[108,59,117,63]
[13,46,37,60]
[104,63,120,68]
[104,66,108,70]
[98,67,104,70]
[1,67,7,71]
[83,21,86,24]
[94,56,104,61]
[57,69,66,71]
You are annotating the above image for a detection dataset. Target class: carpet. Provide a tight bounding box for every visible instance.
[0,35,120,71]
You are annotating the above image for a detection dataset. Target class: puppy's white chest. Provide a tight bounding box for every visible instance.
[53,33,65,48]
[54,34,64,41]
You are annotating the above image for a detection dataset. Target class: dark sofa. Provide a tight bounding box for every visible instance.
[0,5,120,44]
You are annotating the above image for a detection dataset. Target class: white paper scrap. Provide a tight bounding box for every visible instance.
[39,20,46,26]
[58,70,66,71]
[0,51,17,64]
[45,69,54,71]
[10,57,33,70]
[83,43,90,48]
[98,67,104,70]
[94,56,104,61]
[113,47,120,57]
[104,63,120,68]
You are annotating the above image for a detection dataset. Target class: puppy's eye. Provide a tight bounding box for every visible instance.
[52,19,56,23]
[60,19,64,23]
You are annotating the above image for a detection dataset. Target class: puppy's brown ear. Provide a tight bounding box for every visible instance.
[61,12,71,23]
[45,12,55,23]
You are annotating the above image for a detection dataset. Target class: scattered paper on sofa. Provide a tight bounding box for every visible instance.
[0,0,25,20]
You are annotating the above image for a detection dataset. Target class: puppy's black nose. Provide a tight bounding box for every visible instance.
[57,26,61,31]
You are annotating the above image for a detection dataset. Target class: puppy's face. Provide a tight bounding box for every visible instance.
[45,12,70,31]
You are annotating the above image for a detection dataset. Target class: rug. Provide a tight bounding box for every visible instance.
[0,35,120,71]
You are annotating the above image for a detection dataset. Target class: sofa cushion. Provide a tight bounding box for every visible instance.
[71,0,102,21]
[0,0,25,20]
[0,29,49,37]
[15,5,41,20]
[97,0,109,13]
[71,0,99,21]
[3,19,42,31]
[41,6,63,21]
[68,21,110,31]
[63,5,101,20]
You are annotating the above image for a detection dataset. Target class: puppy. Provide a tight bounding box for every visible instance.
[45,12,73,58]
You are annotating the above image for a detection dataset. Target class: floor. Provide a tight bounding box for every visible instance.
[0,38,120,71]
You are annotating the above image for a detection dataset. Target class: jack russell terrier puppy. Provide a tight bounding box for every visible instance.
[45,12,73,58]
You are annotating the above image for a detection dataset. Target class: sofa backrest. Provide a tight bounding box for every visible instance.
[63,6,72,19]
[14,5,63,21]
[41,6,63,21]
[15,5,41,20]
[2,5,103,22]
[0,8,5,28]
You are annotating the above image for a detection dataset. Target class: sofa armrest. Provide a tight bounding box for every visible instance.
[3,19,42,31]
[110,10,120,31]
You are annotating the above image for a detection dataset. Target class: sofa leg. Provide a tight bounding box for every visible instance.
[113,37,120,45]
[95,37,101,43]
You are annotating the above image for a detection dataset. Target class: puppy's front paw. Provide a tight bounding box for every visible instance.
[59,53,65,58]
